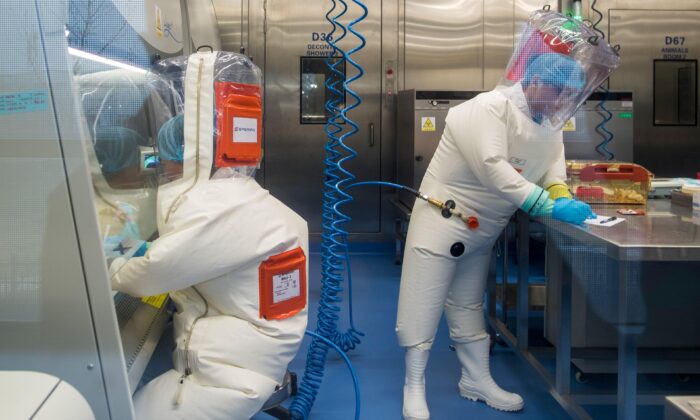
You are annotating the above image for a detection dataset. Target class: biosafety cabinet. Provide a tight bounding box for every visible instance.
[0,1,185,418]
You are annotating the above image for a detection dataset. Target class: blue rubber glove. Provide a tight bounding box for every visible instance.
[103,236,148,265]
[552,198,596,225]
[132,241,150,257]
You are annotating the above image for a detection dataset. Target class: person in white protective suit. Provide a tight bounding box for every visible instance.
[109,50,309,419]
[396,10,620,419]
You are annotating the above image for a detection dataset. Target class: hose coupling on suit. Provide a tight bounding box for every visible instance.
[418,193,479,230]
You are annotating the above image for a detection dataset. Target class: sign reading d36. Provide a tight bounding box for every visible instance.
[312,32,334,42]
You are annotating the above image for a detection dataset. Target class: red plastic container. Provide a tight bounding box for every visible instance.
[566,161,653,205]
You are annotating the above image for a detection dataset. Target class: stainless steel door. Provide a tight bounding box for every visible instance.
[609,10,700,177]
[264,0,381,234]
[403,0,484,90]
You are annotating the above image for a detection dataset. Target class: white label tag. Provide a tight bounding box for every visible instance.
[621,101,633,108]
[272,269,301,304]
[233,117,258,143]
[584,215,626,227]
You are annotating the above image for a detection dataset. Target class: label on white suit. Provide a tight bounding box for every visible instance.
[233,117,258,143]
[272,269,301,303]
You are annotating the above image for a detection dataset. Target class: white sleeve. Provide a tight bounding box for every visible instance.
[448,101,536,207]
[110,189,301,297]
[109,221,242,297]
[111,203,259,297]
[540,137,568,188]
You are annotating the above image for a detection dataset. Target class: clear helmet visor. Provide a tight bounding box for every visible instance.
[499,9,620,130]
[77,69,150,188]
[147,56,186,186]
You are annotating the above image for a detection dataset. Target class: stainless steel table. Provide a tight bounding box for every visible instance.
[488,200,700,420]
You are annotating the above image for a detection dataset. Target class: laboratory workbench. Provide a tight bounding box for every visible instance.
[542,200,700,261]
[487,199,700,420]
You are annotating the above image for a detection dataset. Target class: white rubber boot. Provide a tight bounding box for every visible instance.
[455,337,524,412]
[402,344,431,420]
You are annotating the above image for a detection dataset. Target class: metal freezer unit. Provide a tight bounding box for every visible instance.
[396,90,483,209]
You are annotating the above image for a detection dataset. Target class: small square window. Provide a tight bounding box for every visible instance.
[300,57,346,124]
[654,60,697,126]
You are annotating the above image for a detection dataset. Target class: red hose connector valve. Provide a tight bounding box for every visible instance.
[466,217,479,230]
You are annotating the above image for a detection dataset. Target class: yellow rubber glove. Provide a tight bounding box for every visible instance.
[545,183,573,201]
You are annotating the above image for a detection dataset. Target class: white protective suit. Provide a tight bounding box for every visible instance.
[397,10,621,418]
[110,52,309,419]
[396,83,566,348]
[396,84,566,418]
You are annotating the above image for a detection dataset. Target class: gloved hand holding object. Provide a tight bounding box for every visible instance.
[397,7,619,420]
[103,236,148,266]
[552,198,596,224]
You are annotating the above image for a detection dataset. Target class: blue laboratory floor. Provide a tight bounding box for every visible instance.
[262,249,571,420]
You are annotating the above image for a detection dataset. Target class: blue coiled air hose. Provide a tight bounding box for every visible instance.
[290,0,368,418]
[324,0,365,353]
[594,86,615,160]
[345,181,419,195]
[591,0,615,160]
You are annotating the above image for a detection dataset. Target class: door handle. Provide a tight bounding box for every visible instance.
[369,123,375,147]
